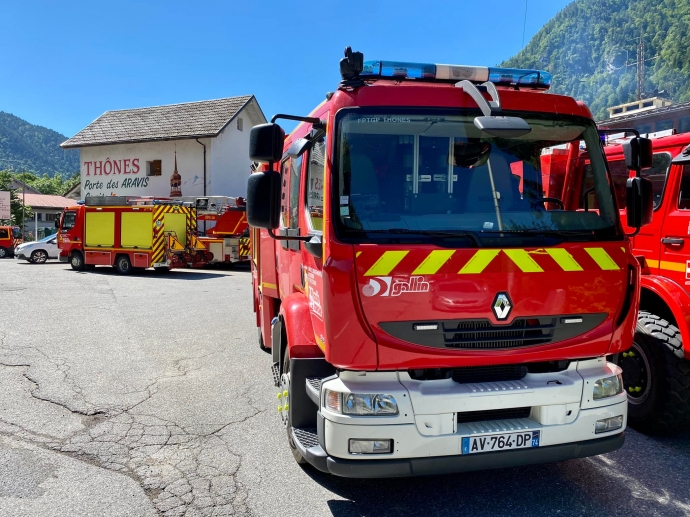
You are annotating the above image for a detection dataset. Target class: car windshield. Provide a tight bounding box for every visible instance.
[335,110,619,244]
[39,234,55,242]
[12,228,21,239]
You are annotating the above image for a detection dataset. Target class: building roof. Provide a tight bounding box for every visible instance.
[23,194,74,209]
[597,100,690,126]
[61,95,261,149]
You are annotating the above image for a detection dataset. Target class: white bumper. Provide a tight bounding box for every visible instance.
[320,357,626,462]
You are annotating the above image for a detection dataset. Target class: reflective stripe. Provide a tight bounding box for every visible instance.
[365,250,409,276]
[503,249,544,273]
[585,248,620,270]
[546,248,584,272]
[412,250,455,275]
[458,249,500,274]
[660,260,686,272]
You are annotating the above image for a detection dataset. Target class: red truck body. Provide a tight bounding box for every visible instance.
[0,226,22,258]
[248,54,642,477]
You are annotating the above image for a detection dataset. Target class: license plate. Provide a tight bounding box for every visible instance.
[462,430,540,454]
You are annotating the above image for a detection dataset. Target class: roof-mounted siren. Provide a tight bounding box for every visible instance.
[339,47,364,87]
[359,60,551,89]
[456,80,532,138]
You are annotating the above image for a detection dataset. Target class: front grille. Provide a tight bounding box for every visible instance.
[452,365,527,384]
[443,318,556,349]
[457,407,531,424]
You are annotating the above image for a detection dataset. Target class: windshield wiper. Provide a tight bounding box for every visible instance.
[351,228,482,247]
[489,229,597,240]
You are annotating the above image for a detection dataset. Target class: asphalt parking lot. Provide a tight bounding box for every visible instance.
[1,258,690,517]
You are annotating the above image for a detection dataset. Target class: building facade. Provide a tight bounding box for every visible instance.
[61,96,266,200]
[597,97,690,136]
[21,194,73,239]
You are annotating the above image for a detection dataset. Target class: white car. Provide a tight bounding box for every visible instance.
[14,235,60,264]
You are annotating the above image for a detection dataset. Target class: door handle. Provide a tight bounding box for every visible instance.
[661,237,684,245]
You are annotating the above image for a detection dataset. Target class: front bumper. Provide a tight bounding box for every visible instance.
[15,253,27,260]
[298,358,626,477]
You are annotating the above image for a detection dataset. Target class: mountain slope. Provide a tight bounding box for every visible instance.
[502,0,690,120]
[0,111,79,177]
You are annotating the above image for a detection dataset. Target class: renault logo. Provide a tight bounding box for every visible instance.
[493,292,512,320]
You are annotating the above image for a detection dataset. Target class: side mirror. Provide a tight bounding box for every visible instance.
[246,171,281,229]
[626,176,654,228]
[474,116,532,138]
[623,137,653,171]
[249,123,285,163]
[54,219,60,228]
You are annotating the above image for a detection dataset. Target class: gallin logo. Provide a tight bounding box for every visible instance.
[362,276,430,297]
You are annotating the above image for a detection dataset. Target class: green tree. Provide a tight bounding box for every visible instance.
[0,170,32,226]
[14,171,79,196]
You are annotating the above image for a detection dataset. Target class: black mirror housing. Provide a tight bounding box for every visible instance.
[249,123,285,163]
[623,137,653,171]
[246,171,281,229]
[626,176,654,228]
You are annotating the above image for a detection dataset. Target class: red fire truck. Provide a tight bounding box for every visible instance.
[57,196,211,273]
[599,131,690,432]
[0,225,22,258]
[192,196,251,265]
[246,48,653,477]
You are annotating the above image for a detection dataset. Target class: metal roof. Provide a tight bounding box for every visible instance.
[61,95,261,149]
[22,194,74,208]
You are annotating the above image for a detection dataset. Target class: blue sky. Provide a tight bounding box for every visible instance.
[1,0,571,137]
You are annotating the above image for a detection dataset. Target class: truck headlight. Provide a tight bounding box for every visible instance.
[593,374,623,400]
[323,390,398,416]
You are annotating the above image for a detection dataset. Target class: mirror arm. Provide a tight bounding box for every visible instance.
[267,229,312,242]
[625,228,641,238]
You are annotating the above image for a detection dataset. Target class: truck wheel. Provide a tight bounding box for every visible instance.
[0,247,6,258]
[618,311,690,433]
[70,251,85,271]
[281,349,306,464]
[31,250,48,264]
[115,255,132,275]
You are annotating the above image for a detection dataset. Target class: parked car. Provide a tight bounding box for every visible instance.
[14,234,59,264]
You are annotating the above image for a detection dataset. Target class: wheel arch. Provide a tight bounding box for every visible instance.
[640,275,690,358]
[276,293,324,373]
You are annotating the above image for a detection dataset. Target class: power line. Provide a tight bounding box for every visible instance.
[522,0,529,49]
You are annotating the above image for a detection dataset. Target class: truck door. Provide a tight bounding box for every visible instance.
[659,161,690,286]
[277,156,304,296]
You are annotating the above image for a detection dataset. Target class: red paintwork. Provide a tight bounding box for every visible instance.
[205,209,248,237]
[251,80,638,370]
[605,132,690,357]
[279,293,324,359]
[0,226,22,254]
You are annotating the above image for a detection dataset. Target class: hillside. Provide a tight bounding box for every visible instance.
[0,111,79,177]
[502,0,690,121]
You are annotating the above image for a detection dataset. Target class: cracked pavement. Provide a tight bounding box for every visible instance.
[2,260,690,517]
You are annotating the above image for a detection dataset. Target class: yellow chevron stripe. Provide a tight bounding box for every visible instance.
[365,251,409,276]
[504,249,544,272]
[546,248,584,272]
[412,250,455,275]
[458,249,500,274]
[585,248,620,270]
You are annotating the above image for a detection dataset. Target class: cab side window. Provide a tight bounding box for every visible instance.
[62,211,76,230]
[0,228,8,239]
[280,159,290,228]
[306,138,325,231]
[678,165,690,210]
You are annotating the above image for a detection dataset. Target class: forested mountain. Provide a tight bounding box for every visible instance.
[0,111,79,177]
[502,0,690,120]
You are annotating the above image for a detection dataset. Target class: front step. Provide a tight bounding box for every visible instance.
[305,377,322,405]
[291,427,328,472]
[271,362,280,387]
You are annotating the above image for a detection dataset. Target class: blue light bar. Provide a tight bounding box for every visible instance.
[360,60,551,89]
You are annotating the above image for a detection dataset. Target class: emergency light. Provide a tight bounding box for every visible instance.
[360,60,552,89]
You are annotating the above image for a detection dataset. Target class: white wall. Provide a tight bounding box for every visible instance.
[80,139,211,198]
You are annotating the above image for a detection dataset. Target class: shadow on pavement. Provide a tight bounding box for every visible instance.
[306,431,690,517]
[70,267,232,280]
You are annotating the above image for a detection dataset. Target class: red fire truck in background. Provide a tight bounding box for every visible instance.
[244,48,654,477]
[57,196,211,273]
[596,131,690,432]
[0,225,22,258]
[192,196,251,265]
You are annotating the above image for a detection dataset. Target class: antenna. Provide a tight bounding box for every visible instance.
[637,33,645,100]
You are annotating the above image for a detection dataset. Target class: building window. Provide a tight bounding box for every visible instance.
[36,213,43,221]
[237,117,243,131]
[636,124,652,135]
[45,213,59,222]
[656,119,673,132]
[680,117,690,134]
[612,108,623,114]
[642,101,653,108]
[147,160,162,176]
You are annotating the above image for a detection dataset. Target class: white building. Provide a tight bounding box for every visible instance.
[61,96,266,200]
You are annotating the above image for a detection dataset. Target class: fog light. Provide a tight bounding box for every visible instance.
[595,415,623,434]
[593,375,623,400]
[349,439,393,454]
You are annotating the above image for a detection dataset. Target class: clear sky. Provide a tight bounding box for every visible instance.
[1,0,572,137]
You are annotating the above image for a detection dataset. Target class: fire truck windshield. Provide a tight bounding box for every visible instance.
[335,110,619,244]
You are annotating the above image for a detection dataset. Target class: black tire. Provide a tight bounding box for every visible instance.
[30,250,48,264]
[282,349,306,464]
[617,310,690,433]
[0,247,7,259]
[258,328,270,353]
[70,251,85,271]
[115,255,132,275]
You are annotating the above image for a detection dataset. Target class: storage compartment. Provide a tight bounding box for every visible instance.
[85,251,112,265]
[132,253,149,268]
[85,212,115,247]
[121,212,153,249]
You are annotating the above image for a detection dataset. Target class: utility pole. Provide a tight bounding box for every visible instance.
[637,34,645,101]
[22,168,26,239]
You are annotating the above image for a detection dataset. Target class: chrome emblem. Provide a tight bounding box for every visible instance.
[493,293,512,320]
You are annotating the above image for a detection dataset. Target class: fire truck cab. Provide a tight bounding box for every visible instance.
[600,131,690,432]
[246,49,653,477]
[188,196,250,265]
